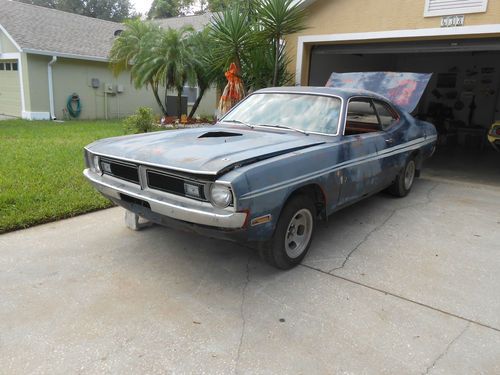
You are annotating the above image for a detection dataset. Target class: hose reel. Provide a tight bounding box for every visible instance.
[67,93,81,118]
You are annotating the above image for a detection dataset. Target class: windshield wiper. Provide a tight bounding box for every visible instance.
[259,124,309,136]
[223,119,254,129]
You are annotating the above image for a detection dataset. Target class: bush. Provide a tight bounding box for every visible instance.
[124,107,156,134]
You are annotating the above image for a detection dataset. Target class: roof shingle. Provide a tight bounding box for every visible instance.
[0,0,124,60]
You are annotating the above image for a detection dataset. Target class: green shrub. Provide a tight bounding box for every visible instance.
[124,107,156,134]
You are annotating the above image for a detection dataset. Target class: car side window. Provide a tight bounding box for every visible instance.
[345,98,382,135]
[373,100,398,130]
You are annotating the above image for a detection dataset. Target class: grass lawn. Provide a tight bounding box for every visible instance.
[0,119,125,233]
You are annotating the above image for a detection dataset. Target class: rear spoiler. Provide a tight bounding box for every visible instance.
[326,72,432,113]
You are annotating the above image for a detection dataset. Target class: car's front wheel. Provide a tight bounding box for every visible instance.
[259,195,316,270]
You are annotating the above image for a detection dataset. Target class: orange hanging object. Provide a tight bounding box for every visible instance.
[218,63,245,116]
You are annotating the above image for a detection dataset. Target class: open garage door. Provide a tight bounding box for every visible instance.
[309,38,500,186]
[0,60,22,117]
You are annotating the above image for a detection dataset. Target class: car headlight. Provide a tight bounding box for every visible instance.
[89,154,101,174]
[209,183,233,208]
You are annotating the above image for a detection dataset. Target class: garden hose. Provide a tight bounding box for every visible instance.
[67,93,81,118]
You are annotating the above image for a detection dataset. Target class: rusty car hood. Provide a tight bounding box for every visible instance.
[86,126,325,175]
[326,72,432,113]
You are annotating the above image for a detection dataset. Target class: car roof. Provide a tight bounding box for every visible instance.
[255,86,392,103]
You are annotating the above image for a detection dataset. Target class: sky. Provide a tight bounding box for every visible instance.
[132,0,154,15]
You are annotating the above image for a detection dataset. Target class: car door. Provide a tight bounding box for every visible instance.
[372,99,402,187]
[338,97,386,206]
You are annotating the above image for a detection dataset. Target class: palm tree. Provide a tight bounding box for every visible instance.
[256,0,308,86]
[136,26,197,118]
[109,19,167,114]
[209,7,255,73]
[242,40,293,91]
[188,27,224,118]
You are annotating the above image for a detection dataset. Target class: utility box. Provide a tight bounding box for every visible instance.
[166,95,188,116]
[91,78,100,89]
[104,83,115,93]
[116,84,124,93]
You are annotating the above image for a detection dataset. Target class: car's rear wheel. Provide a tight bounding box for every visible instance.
[389,157,416,197]
[259,195,316,270]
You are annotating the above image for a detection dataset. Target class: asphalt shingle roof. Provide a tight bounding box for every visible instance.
[0,0,124,60]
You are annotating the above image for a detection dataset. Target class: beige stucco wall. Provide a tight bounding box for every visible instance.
[23,54,217,119]
[285,0,500,84]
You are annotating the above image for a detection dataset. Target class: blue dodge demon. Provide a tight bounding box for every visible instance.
[84,72,437,269]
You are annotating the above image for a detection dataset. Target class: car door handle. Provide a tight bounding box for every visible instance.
[385,138,394,145]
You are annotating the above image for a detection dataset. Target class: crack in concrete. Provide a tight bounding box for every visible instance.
[234,256,251,375]
[422,322,471,375]
[300,263,500,333]
[329,209,397,273]
[328,182,439,274]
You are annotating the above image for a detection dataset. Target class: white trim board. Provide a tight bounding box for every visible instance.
[22,111,51,120]
[0,52,20,59]
[295,23,500,85]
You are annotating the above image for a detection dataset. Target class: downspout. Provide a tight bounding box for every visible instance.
[48,56,57,120]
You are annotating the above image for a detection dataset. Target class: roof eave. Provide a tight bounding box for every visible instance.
[22,48,109,62]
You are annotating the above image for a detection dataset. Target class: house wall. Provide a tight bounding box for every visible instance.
[0,59,21,116]
[0,30,18,53]
[165,87,218,118]
[285,0,500,84]
[23,54,218,120]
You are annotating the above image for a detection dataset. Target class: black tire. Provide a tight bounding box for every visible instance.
[259,195,316,270]
[388,157,417,197]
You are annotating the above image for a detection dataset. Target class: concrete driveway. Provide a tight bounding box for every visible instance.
[1,177,499,374]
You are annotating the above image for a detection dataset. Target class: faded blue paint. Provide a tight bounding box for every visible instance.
[85,126,324,175]
[326,72,432,113]
[85,86,437,243]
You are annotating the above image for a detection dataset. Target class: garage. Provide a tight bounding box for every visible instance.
[308,37,500,185]
[0,59,21,117]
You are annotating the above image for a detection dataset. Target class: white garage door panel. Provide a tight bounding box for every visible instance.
[0,69,21,117]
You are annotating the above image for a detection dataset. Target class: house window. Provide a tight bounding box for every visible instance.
[424,0,488,17]
[0,62,18,71]
[182,86,199,105]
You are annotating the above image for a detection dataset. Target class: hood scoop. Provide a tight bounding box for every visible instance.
[199,131,243,138]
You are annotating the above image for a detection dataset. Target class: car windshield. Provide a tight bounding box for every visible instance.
[222,93,342,135]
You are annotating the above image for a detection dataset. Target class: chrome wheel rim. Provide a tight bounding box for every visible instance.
[404,160,416,190]
[285,208,313,259]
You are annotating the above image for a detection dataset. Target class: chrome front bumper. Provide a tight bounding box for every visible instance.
[83,169,247,229]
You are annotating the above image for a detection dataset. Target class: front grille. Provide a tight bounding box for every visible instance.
[100,158,139,184]
[147,170,207,201]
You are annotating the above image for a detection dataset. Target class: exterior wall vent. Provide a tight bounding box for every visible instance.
[424,0,488,17]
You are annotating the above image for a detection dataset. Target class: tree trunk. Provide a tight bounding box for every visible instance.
[177,89,182,119]
[272,36,280,87]
[188,86,206,119]
[150,80,167,115]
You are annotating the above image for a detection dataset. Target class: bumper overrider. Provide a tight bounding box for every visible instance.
[83,168,248,231]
